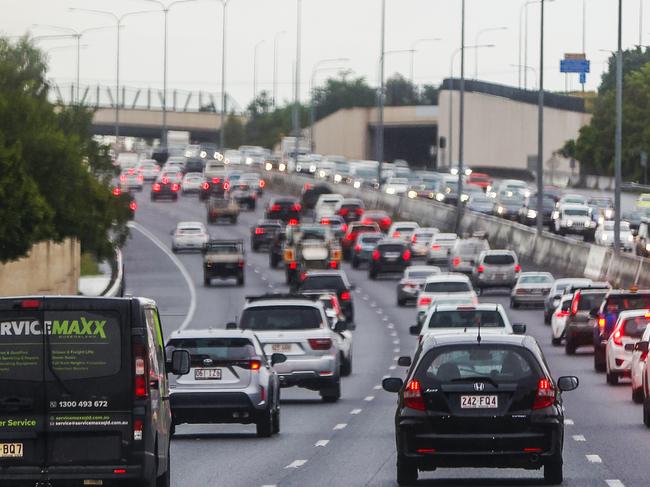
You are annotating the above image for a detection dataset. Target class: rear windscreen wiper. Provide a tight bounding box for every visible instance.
[450,376,499,389]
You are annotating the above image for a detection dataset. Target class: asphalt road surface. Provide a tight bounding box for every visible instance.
[122,185,648,487]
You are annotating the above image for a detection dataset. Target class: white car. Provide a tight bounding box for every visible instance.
[314,194,345,220]
[552,203,596,239]
[551,294,574,346]
[387,222,420,242]
[412,303,522,342]
[426,232,458,265]
[137,160,160,181]
[630,314,650,403]
[119,168,144,191]
[606,309,650,385]
[415,273,478,325]
[224,149,242,165]
[181,173,204,194]
[383,177,409,195]
[316,161,337,180]
[171,221,210,252]
[410,227,439,257]
[595,220,634,251]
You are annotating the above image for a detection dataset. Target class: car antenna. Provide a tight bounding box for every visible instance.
[476,315,482,345]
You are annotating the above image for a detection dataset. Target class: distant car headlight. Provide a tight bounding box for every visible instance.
[450,168,459,175]
[319,170,326,178]
[334,174,342,183]
[566,219,573,227]
[435,193,445,202]
[628,234,634,242]
[524,189,531,198]
[408,190,417,199]
[552,211,559,219]
[265,162,273,171]
[527,209,537,219]
[200,151,207,158]
[386,187,396,195]
[552,297,560,307]
[602,233,608,241]
[646,243,650,252]
[353,181,361,189]
[497,206,504,214]
[279,163,286,172]
[464,168,473,176]
[184,151,192,157]
[460,194,469,202]
[224,158,230,165]
[246,157,253,165]
[605,209,614,219]
[309,165,317,173]
[216,152,224,161]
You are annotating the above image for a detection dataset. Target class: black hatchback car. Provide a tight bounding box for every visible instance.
[265,197,301,224]
[368,239,411,280]
[383,334,578,486]
[297,270,355,323]
[250,219,283,251]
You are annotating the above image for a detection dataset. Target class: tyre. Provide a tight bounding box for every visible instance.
[397,297,406,307]
[203,275,210,287]
[369,270,377,280]
[270,254,279,269]
[251,242,259,252]
[551,335,562,346]
[351,257,360,269]
[544,311,551,325]
[256,407,273,438]
[237,274,245,286]
[396,456,418,486]
[510,299,519,309]
[476,287,483,296]
[340,354,352,377]
[272,408,280,434]
[231,216,237,224]
[644,397,650,427]
[606,370,619,385]
[543,452,563,485]
[171,246,177,254]
[156,444,171,487]
[633,387,644,404]
[320,380,341,403]
[564,337,576,355]
[594,350,606,373]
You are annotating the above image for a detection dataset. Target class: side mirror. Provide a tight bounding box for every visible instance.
[512,323,527,335]
[169,349,191,375]
[557,376,579,392]
[382,377,404,393]
[589,308,599,319]
[409,325,420,336]
[635,341,650,353]
[333,320,348,332]
[271,353,287,366]
[225,322,237,330]
[398,356,412,367]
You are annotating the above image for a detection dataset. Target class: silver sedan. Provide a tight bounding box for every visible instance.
[396,265,441,306]
[510,272,554,308]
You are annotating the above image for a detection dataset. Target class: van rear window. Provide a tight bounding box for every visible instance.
[483,254,515,265]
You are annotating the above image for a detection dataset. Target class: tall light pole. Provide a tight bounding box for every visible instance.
[32,24,114,104]
[536,0,546,235]
[70,7,157,145]
[292,0,303,164]
[641,0,644,47]
[614,0,623,253]
[448,44,494,168]
[455,0,466,231]
[519,0,553,89]
[219,0,229,149]
[376,0,386,186]
[509,64,538,88]
[253,40,266,102]
[473,26,506,79]
[409,37,441,84]
[273,30,287,107]
[310,58,349,151]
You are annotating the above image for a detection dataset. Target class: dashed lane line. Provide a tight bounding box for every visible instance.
[572,435,586,442]
[364,396,375,402]
[285,459,308,469]
[605,480,625,487]
[333,423,347,430]
[374,385,382,390]
[565,419,574,425]
[314,440,329,447]
[350,408,363,415]
[586,454,602,463]
[389,365,397,370]
[393,348,400,353]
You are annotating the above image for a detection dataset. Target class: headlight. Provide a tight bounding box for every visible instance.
[497,206,504,214]
[224,158,230,165]
[216,152,224,161]
[309,165,316,173]
[265,162,273,171]
[628,234,634,242]
[450,168,458,175]
[465,168,473,176]
[566,220,573,227]
[435,193,445,202]
[527,209,537,218]
[605,209,613,219]
[246,157,253,165]
[460,194,469,202]
[524,190,531,198]
[319,170,326,178]
[408,190,417,199]
[386,187,396,195]
[646,243,650,252]
[353,181,361,189]
[334,174,342,183]
[552,211,559,219]
[279,163,286,172]
[200,151,207,158]
[184,151,192,157]
[213,151,219,159]
[602,233,608,241]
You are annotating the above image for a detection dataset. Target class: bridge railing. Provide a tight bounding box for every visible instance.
[48,83,241,113]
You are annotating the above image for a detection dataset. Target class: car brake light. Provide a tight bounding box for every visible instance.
[346,233,355,241]
[250,360,261,371]
[114,468,127,474]
[255,228,265,235]
[571,290,581,316]
[381,217,391,225]
[202,182,210,190]
[340,291,351,301]
[129,201,137,211]
[289,261,297,270]
[403,379,426,411]
[532,378,555,410]
[112,187,122,196]
[613,329,623,346]
[137,174,144,181]
[515,264,522,272]
[259,180,266,188]
[355,208,364,216]
[152,183,161,192]
[133,419,143,441]
[171,183,180,192]
[556,310,569,318]
[341,223,348,232]
[354,244,361,252]
[19,299,41,309]
[477,265,485,274]
[120,174,127,182]
[288,218,299,226]
[271,204,281,212]
[238,260,245,268]
[339,208,349,216]
[419,296,432,306]
[393,231,401,238]
[329,261,339,269]
[303,183,313,190]
[321,218,330,224]
[431,244,441,250]
[453,257,461,267]
[223,182,230,191]
[212,177,221,184]
[411,235,418,243]
[308,338,332,350]
[372,249,380,261]
[292,203,302,212]
[403,249,411,261]
[133,343,148,399]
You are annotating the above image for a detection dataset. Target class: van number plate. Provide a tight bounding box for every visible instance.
[195,368,222,380]
[0,443,23,458]
[460,395,498,409]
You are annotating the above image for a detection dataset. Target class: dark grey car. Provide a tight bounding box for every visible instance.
[396,265,441,306]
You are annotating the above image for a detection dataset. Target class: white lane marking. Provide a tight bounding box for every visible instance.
[565,419,574,425]
[363,295,369,301]
[389,365,397,370]
[390,331,397,337]
[355,288,361,294]
[382,374,390,379]
[268,284,274,289]
[285,459,308,469]
[254,268,260,274]
[382,316,388,321]
[261,275,267,281]
[377,308,383,314]
[364,396,375,402]
[393,339,400,344]
[393,348,400,353]
[586,454,602,463]
[350,408,363,415]
[606,480,625,487]
[370,302,376,307]
[374,384,382,390]
[333,423,347,430]
[388,323,395,329]
[314,440,329,447]
[128,222,196,330]
[572,435,586,442]
[261,485,277,487]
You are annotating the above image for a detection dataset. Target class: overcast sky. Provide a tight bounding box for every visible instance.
[2,0,645,110]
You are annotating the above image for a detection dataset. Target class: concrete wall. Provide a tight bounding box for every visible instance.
[0,239,80,296]
[438,89,591,171]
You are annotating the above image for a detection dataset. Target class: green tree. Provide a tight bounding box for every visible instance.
[311,73,376,121]
[599,46,650,92]
[385,74,419,106]
[420,84,439,105]
[224,112,245,148]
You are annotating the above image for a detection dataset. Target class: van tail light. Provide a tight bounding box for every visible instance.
[477,265,485,274]
[403,379,426,411]
[133,418,144,441]
[372,249,381,261]
[308,338,333,350]
[288,218,299,226]
[515,264,522,272]
[532,378,556,410]
[612,329,623,346]
[598,317,606,331]
[419,296,432,307]
[259,180,266,188]
[289,261,297,270]
[354,244,362,252]
[271,204,281,212]
[453,257,461,267]
[329,261,339,269]
[431,244,441,250]
[202,182,210,190]
[340,291,351,301]
[19,299,41,309]
[292,203,302,212]
[129,201,138,211]
[571,290,581,316]
[255,227,265,235]
[152,183,161,192]
[133,343,148,399]
[403,249,411,261]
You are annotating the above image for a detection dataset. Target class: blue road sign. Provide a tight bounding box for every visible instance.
[579,72,587,84]
[560,59,590,73]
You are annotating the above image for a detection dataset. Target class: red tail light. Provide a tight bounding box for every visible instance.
[162,177,169,184]
[223,182,230,191]
[171,183,180,192]
[271,204,281,212]
[300,273,307,281]
[411,235,418,243]
[129,201,137,211]
[292,203,302,212]
[288,218,299,226]
[354,244,362,252]
[340,291,351,301]
[308,338,332,350]
[453,257,461,267]
[418,296,432,307]
[612,328,623,346]
[303,183,313,190]
[372,249,381,261]
[259,180,266,188]
[339,208,349,216]
[515,264,522,272]
[381,217,391,226]
[112,187,122,196]
[137,174,144,182]
[329,261,338,269]
[321,218,330,224]
[556,310,569,318]
[345,233,355,241]
[571,291,581,316]
[255,228,265,235]
[120,174,127,182]
[250,360,261,371]
[238,260,245,268]
[341,223,348,232]
[403,379,426,411]
[393,231,401,238]
[133,418,143,441]
[477,265,485,274]
[532,378,555,410]
[355,208,364,216]
[402,249,411,261]
[133,343,148,399]
[212,177,221,184]
[431,244,441,250]
[289,261,298,270]
[19,299,41,309]
[114,468,127,474]
[152,183,161,192]
[202,182,210,190]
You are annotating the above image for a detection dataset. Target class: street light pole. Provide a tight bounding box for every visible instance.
[455,0,466,231]
[273,31,287,107]
[310,58,349,151]
[614,0,623,253]
[473,26,506,79]
[253,40,266,102]
[220,0,229,149]
[519,0,553,90]
[292,0,303,165]
[376,0,386,186]
[409,38,441,84]
[536,0,545,235]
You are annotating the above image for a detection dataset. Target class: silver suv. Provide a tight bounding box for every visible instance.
[166,329,284,437]
[236,294,348,402]
[472,250,521,295]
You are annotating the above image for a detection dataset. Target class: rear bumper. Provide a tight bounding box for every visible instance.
[204,265,243,278]
[0,464,145,481]
[511,294,546,304]
[371,262,409,274]
[566,324,594,346]
[274,355,338,389]
[170,391,264,424]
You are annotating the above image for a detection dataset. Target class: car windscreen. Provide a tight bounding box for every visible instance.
[564,208,589,216]
[519,275,552,284]
[167,338,255,363]
[417,345,541,385]
[423,281,471,293]
[425,310,505,329]
[240,306,322,330]
[483,254,515,265]
[299,276,346,292]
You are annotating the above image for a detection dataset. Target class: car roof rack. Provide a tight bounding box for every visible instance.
[207,238,244,244]
[245,293,320,303]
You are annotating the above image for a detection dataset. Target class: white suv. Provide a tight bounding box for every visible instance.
[606,309,650,385]
[171,221,209,252]
[415,273,478,325]
[552,203,596,241]
[236,295,348,402]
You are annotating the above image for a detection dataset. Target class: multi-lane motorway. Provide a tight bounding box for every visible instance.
[123,186,648,487]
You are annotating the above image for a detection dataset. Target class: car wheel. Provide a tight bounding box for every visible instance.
[510,299,519,309]
[369,270,377,280]
[272,407,280,434]
[340,354,352,377]
[544,312,551,325]
[270,255,278,269]
[252,243,258,252]
[155,443,171,487]
[551,335,562,346]
[564,337,576,355]
[606,371,619,385]
[594,350,606,373]
[320,380,341,403]
[476,287,483,296]
[171,246,177,254]
[256,407,273,438]
[237,274,245,286]
[351,257,360,269]
[543,452,563,485]
[397,297,406,307]
[643,396,650,427]
[396,456,418,486]
[633,387,644,404]
[203,275,210,287]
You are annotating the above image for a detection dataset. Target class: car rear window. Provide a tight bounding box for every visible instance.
[426,310,505,329]
[167,338,255,362]
[578,292,607,311]
[360,236,382,244]
[205,243,240,253]
[417,345,540,384]
[622,316,650,338]
[379,244,406,253]
[605,294,650,312]
[424,281,471,293]
[240,306,322,330]
[352,225,377,233]
[519,275,552,284]
[408,270,437,279]
[300,276,346,292]
[483,254,515,265]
